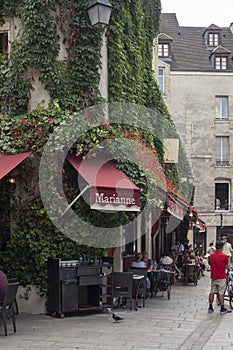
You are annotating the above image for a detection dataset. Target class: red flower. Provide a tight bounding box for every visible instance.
[21,119,26,123]
[14,134,19,139]
[14,126,18,130]
[47,119,53,123]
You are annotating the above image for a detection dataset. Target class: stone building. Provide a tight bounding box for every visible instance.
[156,13,233,248]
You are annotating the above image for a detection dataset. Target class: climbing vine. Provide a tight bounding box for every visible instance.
[0,0,102,115]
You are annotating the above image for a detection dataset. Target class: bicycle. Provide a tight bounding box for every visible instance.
[224,265,233,310]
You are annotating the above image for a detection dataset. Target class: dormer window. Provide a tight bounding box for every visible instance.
[209,45,231,70]
[158,43,169,57]
[215,56,227,70]
[203,24,222,48]
[208,33,219,46]
[157,33,173,59]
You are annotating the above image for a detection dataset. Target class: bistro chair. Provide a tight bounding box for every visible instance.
[112,272,134,310]
[7,277,19,315]
[128,267,148,307]
[0,281,19,336]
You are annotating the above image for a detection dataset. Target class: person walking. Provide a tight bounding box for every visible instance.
[208,240,232,314]
[222,236,233,264]
[171,240,184,268]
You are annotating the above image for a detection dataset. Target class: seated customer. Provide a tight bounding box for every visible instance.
[131,252,146,268]
[0,270,8,305]
[142,251,154,270]
[131,252,151,293]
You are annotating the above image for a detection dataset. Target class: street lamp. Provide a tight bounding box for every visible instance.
[87,0,113,103]
[87,0,113,29]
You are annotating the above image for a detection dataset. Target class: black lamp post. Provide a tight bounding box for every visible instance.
[87,0,113,29]
[187,173,194,184]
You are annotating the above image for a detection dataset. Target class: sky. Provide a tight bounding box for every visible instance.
[161,0,233,27]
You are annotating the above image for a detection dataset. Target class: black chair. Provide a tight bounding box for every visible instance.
[128,267,148,307]
[112,272,134,310]
[0,282,19,336]
[7,278,19,315]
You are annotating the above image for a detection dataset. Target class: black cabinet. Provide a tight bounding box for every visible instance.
[47,258,102,317]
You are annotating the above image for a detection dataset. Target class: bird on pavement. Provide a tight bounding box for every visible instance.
[112,313,124,323]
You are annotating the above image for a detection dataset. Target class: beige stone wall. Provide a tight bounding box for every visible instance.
[161,68,233,245]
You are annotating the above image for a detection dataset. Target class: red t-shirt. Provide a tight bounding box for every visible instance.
[210,250,228,280]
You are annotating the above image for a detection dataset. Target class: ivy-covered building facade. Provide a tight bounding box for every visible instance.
[0,1,196,312]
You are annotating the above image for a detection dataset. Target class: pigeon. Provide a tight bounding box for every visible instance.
[112,313,124,322]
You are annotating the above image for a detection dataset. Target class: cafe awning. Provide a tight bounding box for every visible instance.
[167,195,185,220]
[66,154,141,212]
[0,151,32,180]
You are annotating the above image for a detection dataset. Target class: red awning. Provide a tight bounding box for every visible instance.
[66,154,141,212]
[0,151,32,180]
[167,195,185,220]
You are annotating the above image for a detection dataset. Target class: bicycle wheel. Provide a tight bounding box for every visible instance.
[228,283,233,309]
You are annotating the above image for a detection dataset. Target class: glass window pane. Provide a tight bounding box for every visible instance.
[222,137,229,161]
[222,57,227,69]
[216,136,229,163]
[215,97,228,119]
[163,44,169,56]
[215,57,221,69]
[214,34,219,45]
[158,44,169,57]
[158,68,164,93]
[158,44,162,56]
[216,137,221,161]
[221,97,228,119]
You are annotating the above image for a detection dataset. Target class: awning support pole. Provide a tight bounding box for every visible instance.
[62,184,91,215]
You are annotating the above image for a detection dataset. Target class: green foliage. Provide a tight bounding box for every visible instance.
[0,199,104,296]
[0,0,102,114]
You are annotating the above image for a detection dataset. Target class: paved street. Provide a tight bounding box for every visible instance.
[1,272,232,350]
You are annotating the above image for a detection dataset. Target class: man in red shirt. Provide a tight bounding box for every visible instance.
[208,241,232,314]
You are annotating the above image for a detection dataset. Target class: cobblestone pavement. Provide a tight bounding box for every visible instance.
[1,272,232,350]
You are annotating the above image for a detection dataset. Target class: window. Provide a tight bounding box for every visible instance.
[215,96,228,120]
[215,182,230,210]
[0,32,8,55]
[158,43,169,57]
[216,136,229,165]
[158,68,165,93]
[215,56,227,70]
[208,33,219,46]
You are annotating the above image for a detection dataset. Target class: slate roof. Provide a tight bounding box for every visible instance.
[159,13,233,71]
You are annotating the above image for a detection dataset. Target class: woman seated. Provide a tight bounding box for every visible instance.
[131,252,151,292]
[131,252,146,268]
